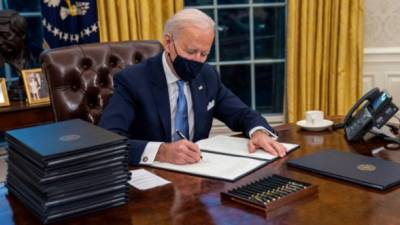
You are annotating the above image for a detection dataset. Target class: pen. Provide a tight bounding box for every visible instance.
[176,130,188,140]
[176,130,203,159]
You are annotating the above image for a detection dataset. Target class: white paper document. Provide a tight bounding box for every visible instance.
[147,135,300,181]
[197,135,299,160]
[151,152,266,181]
[129,169,170,190]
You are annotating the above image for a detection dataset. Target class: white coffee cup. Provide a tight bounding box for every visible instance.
[305,110,324,126]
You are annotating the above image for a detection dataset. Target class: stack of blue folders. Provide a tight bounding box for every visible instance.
[5,119,130,224]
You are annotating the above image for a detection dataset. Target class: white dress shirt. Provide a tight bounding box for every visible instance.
[140,52,194,164]
[140,52,277,164]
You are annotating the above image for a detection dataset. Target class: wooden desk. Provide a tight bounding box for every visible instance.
[1,124,399,225]
[0,101,53,132]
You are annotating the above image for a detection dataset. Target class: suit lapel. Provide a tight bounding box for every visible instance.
[190,76,207,141]
[149,54,171,141]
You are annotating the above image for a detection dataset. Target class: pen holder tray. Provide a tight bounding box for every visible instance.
[221,174,318,212]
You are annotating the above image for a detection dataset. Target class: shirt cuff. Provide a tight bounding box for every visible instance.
[140,142,163,165]
[249,126,278,140]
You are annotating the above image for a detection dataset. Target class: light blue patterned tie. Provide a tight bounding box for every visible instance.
[174,80,189,141]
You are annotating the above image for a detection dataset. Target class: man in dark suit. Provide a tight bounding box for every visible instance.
[99,8,286,165]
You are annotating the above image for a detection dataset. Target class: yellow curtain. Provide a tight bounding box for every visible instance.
[287,0,364,122]
[97,0,184,42]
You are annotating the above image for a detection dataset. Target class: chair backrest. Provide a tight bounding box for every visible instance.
[40,40,163,124]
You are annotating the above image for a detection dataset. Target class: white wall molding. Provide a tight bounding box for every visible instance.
[364,48,400,63]
[363,47,400,118]
[365,47,400,55]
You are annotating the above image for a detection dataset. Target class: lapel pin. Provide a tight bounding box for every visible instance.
[198,85,203,90]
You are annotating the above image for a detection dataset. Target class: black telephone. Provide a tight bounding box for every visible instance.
[336,88,399,141]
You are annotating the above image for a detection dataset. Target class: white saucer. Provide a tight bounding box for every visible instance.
[296,119,334,131]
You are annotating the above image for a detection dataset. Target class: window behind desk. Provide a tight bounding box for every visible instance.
[185,0,286,118]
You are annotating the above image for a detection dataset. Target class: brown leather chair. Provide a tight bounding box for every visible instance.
[40,40,163,124]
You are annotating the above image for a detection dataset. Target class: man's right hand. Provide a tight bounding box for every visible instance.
[155,140,201,164]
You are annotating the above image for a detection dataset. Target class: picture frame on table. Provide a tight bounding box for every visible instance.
[0,78,10,107]
[21,68,50,105]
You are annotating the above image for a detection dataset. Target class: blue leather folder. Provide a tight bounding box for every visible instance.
[288,149,400,190]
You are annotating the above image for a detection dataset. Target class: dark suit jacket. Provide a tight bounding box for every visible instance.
[99,53,274,165]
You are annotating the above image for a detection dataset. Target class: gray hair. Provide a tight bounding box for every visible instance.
[164,8,215,39]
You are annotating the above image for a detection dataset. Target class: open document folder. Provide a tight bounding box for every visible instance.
[146,135,299,181]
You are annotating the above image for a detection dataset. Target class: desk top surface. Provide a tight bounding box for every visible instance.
[0,101,50,113]
[1,124,400,225]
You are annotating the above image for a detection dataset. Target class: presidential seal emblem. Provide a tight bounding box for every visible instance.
[59,134,81,142]
[357,164,376,172]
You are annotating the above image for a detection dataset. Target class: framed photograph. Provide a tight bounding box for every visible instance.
[0,78,10,107]
[21,68,50,105]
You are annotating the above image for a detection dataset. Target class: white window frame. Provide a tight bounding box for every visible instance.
[186,0,287,127]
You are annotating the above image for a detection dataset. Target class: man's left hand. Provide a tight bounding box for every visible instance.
[248,130,287,157]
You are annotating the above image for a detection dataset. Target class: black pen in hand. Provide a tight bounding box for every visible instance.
[176,130,203,160]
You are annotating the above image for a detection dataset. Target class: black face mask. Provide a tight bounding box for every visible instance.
[169,38,204,82]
